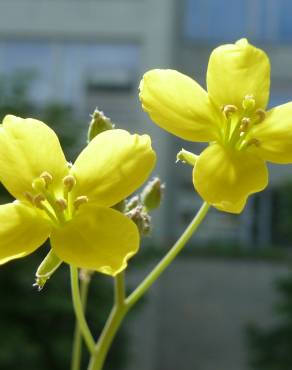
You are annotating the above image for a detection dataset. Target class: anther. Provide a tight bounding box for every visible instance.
[63,175,76,191]
[24,191,34,204]
[242,95,255,111]
[222,105,238,118]
[40,171,53,187]
[254,109,266,124]
[239,117,250,132]
[55,198,68,211]
[73,196,88,210]
[246,138,261,147]
[33,193,46,208]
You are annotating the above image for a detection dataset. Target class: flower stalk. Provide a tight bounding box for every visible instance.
[71,269,92,370]
[87,201,210,369]
[70,266,95,355]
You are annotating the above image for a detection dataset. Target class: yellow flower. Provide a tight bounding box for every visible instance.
[0,115,156,275]
[140,38,292,213]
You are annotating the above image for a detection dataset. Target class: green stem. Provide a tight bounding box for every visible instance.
[88,272,127,370]
[126,201,210,309]
[71,272,91,370]
[87,201,210,370]
[70,266,95,355]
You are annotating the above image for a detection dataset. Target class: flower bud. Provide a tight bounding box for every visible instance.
[141,177,164,211]
[126,205,151,236]
[87,108,114,143]
[34,249,62,291]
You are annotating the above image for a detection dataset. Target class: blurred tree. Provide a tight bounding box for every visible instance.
[271,182,292,246]
[0,72,130,370]
[247,271,292,370]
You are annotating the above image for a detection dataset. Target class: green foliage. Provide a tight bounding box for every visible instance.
[246,271,292,370]
[0,250,128,370]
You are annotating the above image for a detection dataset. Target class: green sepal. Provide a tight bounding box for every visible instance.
[34,249,62,291]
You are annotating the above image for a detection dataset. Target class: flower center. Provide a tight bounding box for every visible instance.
[221,95,266,151]
[23,172,88,225]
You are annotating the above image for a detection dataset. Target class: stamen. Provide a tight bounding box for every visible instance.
[55,198,68,211]
[63,175,76,191]
[254,109,266,124]
[246,138,261,148]
[239,117,251,132]
[40,171,53,187]
[33,193,46,208]
[24,191,34,204]
[222,104,237,118]
[74,196,88,210]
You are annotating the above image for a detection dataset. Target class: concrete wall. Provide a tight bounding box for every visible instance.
[127,258,289,370]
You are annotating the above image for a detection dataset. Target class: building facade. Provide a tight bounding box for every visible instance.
[0,0,292,247]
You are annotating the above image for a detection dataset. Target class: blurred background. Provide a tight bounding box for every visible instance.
[0,0,292,369]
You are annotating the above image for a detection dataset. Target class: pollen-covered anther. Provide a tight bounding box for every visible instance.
[40,171,53,187]
[246,138,261,148]
[33,193,46,208]
[239,117,250,132]
[63,175,76,191]
[254,108,266,124]
[55,198,68,211]
[73,196,88,210]
[242,94,255,111]
[222,104,238,118]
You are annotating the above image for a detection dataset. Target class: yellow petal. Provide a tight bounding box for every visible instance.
[0,202,51,265]
[50,204,139,276]
[71,129,156,207]
[251,102,292,163]
[0,115,69,200]
[207,39,270,110]
[140,69,220,142]
[193,143,268,213]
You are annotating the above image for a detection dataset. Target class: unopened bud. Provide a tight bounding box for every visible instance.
[126,205,151,236]
[34,249,62,291]
[176,148,197,166]
[87,108,114,143]
[141,177,164,211]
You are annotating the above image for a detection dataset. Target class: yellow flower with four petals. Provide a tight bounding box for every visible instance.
[140,38,292,213]
[0,115,156,275]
